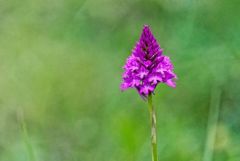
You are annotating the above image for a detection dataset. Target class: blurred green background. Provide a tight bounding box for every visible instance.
[0,0,240,161]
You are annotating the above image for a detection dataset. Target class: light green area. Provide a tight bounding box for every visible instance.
[0,0,240,161]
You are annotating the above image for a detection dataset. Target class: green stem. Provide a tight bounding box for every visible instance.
[18,110,36,161]
[148,94,158,161]
[202,86,221,161]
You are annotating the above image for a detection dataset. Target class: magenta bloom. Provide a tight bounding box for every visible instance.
[120,25,177,98]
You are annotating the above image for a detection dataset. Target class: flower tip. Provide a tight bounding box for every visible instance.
[143,24,149,28]
[166,80,176,88]
[120,83,127,91]
[143,25,151,31]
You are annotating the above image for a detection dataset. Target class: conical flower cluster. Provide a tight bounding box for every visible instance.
[120,25,177,98]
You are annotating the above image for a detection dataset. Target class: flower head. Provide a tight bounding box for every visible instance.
[120,25,177,98]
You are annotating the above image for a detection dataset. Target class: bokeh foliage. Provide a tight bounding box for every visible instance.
[0,0,240,161]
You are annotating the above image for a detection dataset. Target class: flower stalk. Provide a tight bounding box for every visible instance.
[202,85,221,161]
[148,94,158,161]
[18,109,36,161]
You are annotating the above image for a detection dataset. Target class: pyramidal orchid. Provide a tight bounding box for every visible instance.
[120,25,177,161]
